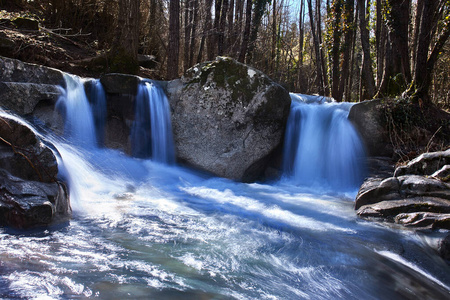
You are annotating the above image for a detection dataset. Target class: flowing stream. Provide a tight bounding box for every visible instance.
[1,78,449,299]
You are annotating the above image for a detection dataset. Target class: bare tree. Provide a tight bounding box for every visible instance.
[168,0,180,79]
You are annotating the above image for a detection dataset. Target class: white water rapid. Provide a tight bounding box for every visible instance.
[0,84,449,299]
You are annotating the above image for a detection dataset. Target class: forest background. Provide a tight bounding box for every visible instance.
[1,0,449,108]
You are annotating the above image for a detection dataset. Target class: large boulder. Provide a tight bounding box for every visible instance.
[0,114,70,228]
[166,57,291,181]
[0,56,64,132]
[348,99,393,157]
[0,56,63,85]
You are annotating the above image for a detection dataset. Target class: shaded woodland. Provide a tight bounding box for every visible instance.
[1,0,450,106]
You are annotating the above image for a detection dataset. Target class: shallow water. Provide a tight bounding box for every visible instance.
[1,142,449,299]
[1,86,449,299]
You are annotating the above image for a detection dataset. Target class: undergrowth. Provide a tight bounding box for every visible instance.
[381,97,450,165]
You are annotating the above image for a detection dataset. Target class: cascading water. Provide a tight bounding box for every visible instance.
[131,81,175,164]
[86,79,107,147]
[55,74,97,147]
[283,93,366,190]
[1,82,450,299]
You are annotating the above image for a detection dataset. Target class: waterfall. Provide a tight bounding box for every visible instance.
[56,74,97,147]
[131,81,175,164]
[282,93,366,190]
[87,79,107,147]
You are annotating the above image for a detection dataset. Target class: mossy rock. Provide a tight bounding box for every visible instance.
[168,57,291,181]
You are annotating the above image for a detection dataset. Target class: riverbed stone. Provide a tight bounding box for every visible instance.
[438,234,450,260]
[356,148,450,230]
[0,114,70,228]
[166,57,291,181]
[394,148,450,177]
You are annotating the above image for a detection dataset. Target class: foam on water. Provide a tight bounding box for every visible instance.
[1,86,449,299]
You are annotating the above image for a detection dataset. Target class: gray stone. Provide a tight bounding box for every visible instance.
[0,114,70,229]
[355,177,400,210]
[0,82,61,114]
[0,56,64,85]
[100,73,140,94]
[166,57,291,181]
[357,197,450,221]
[348,99,393,157]
[0,114,58,183]
[438,234,450,260]
[398,175,450,199]
[395,212,450,229]
[394,148,450,177]
[0,170,70,228]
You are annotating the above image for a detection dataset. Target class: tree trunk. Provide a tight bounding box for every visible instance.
[226,0,235,55]
[337,0,355,102]
[184,0,192,71]
[189,0,198,66]
[110,0,140,74]
[238,0,252,62]
[330,0,343,101]
[307,0,325,95]
[357,0,376,99]
[316,0,329,95]
[271,0,277,74]
[168,0,181,79]
[218,0,229,55]
[411,0,424,74]
[206,0,215,60]
[412,0,447,104]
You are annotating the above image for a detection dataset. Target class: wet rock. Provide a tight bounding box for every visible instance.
[0,114,70,228]
[100,73,140,95]
[356,149,450,230]
[357,197,450,222]
[438,234,450,261]
[394,148,450,177]
[355,177,400,210]
[0,115,57,183]
[395,212,450,229]
[348,99,393,157]
[0,170,70,228]
[166,57,291,181]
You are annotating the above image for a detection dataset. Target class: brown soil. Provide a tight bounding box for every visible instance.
[0,9,157,79]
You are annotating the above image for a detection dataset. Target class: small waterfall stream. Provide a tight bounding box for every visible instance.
[283,93,366,190]
[131,81,175,163]
[1,83,449,299]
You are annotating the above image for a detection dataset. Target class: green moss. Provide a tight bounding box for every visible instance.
[185,57,265,107]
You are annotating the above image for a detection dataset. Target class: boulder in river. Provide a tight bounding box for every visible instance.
[166,57,291,181]
[0,114,70,228]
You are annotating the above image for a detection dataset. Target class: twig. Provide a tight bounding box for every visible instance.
[426,126,442,152]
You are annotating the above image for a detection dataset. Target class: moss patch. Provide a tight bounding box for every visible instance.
[184,57,271,106]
